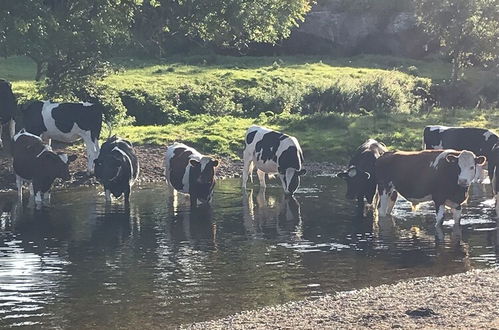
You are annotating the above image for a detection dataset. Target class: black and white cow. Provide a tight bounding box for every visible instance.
[243,125,306,195]
[22,101,102,173]
[12,131,77,206]
[94,136,139,203]
[489,143,499,217]
[423,125,498,183]
[164,143,219,207]
[0,79,17,148]
[337,139,387,210]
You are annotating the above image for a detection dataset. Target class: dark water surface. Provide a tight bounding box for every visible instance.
[0,177,497,328]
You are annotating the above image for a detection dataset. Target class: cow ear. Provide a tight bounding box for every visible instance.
[475,156,486,166]
[297,169,306,176]
[211,159,219,167]
[68,155,77,163]
[445,154,459,163]
[337,172,349,179]
[190,159,200,167]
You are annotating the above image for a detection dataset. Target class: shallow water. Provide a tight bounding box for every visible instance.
[0,177,497,328]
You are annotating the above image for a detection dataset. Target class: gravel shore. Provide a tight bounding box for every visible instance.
[185,268,499,329]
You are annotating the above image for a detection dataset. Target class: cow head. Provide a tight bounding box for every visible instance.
[279,167,306,195]
[337,166,371,200]
[39,152,77,181]
[94,153,123,183]
[189,156,219,203]
[445,150,486,187]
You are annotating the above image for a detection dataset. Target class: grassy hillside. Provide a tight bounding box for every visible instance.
[1,55,496,163]
[114,108,498,163]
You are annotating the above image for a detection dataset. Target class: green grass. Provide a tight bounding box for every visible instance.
[114,108,498,163]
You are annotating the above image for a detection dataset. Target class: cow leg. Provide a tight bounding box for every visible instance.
[242,158,254,188]
[34,191,43,206]
[435,204,446,227]
[16,175,23,200]
[451,206,462,226]
[190,193,198,208]
[378,183,396,217]
[9,119,15,139]
[105,189,112,202]
[124,187,131,204]
[83,136,97,174]
[257,169,266,188]
[0,123,3,148]
[43,192,51,205]
[29,183,34,199]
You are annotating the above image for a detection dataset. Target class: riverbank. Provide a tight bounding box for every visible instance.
[185,268,499,329]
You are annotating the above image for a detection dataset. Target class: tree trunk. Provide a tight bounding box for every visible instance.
[450,54,460,84]
[27,54,45,81]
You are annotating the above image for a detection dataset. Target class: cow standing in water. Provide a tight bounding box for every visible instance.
[423,125,498,183]
[12,131,77,206]
[22,101,102,174]
[94,136,139,203]
[338,139,387,212]
[243,125,306,195]
[0,79,17,149]
[164,143,219,207]
[489,143,499,217]
[376,149,486,227]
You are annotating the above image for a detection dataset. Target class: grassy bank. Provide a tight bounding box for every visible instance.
[114,108,498,163]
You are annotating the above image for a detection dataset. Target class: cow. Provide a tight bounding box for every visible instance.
[423,125,498,183]
[337,139,387,210]
[12,131,77,206]
[489,143,499,217]
[22,100,102,174]
[376,149,486,227]
[242,125,306,195]
[94,136,139,203]
[164,142,219,207]
[0,79,17,148]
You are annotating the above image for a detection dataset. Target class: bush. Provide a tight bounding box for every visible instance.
[120,89,187,125]
[174,83,242,116]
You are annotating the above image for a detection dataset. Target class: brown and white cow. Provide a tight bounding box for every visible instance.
[376,149,486,226]
[12,131,77,206]
[164,142,219,207]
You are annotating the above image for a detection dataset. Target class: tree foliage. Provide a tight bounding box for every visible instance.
[133,0,312,55]
[0,0,134,96]
[414,0,499,82]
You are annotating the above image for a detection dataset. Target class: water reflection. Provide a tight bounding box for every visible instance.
[242,188,302,240]
[0,178,497,328]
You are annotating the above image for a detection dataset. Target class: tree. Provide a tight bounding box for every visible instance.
[414,0,499,83]
[0,0,134,92]
[132,0,313,55]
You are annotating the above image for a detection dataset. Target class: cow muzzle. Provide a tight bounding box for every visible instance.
[458,179,470,187]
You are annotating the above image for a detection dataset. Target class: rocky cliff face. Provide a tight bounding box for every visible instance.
[281,5,431,57]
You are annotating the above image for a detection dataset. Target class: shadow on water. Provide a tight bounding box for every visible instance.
[0,176,497,328]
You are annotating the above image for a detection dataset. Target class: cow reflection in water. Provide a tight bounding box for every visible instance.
[243,188,302,239]
[165,189,217,249]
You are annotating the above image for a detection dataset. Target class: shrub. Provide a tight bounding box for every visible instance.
[120,89,188,125]
[174,83,242,116]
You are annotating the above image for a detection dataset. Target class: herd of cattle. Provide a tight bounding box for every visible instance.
[1,79,498,226]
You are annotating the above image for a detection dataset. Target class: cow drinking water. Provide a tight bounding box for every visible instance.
[94,136,139,203]
[22,101,102,173]
[0,79,17,148]
[338,139,387,210]
[12,131,77,206]
[242,125,306,195]
[164,143,219,207]
[376,149,486,227]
